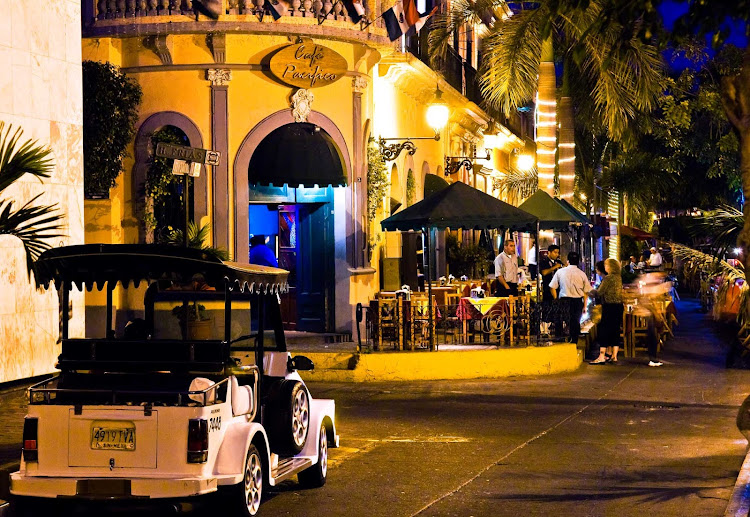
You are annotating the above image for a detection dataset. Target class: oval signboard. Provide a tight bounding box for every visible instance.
[269,41,348,89]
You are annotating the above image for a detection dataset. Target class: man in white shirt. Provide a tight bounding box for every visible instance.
[494,239,519,296]
[549,252,592,343]
[648,247,663,269]
[527,237,537,280]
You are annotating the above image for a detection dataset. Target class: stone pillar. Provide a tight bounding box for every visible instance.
[352,76,368,268]
[207,68,232,254]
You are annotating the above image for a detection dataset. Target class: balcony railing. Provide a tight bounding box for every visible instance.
[91,0,364,22]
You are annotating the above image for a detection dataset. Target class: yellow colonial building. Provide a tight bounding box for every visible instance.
[81,0,530,337]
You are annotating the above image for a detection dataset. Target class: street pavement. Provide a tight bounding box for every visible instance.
[1,298,749,516]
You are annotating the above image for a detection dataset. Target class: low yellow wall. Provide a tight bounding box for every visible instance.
[298,344,583,383]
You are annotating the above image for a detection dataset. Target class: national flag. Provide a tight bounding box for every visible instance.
[383,2,410,41]
[414,5,437,31]
[264,0,290,20]
[192,0,222,19]
[383,0,437,41]
[342,0,366,23]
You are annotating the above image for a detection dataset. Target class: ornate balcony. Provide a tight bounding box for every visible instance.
[82,0,390,45]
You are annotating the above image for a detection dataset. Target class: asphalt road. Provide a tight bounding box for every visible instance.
[3,299,750,517]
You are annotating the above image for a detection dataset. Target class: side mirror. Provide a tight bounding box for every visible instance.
[288,355,315,371]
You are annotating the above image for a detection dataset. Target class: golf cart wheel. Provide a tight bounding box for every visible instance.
[298,422,328,488]
[266,380,310,455]
[229,444,264,517]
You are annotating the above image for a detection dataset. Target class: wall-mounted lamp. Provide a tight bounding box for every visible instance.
[511,147,535,171]
[444,145,491,176]
[378,87,450,161]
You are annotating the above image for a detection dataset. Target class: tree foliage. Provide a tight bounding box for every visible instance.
[82,61,142,198]
[429,0,665,142]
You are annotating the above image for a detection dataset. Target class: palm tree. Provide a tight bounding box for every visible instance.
[0,122,65,274]
[429,0,664,142]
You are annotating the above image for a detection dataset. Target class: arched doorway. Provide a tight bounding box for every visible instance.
[245,122,347,332]
[132,111,206,243]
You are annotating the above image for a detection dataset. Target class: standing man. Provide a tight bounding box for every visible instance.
[549,251,592,344]
[494,239,519,297]
[527,237,538,280]
[539,245,563,336]
[648,246,663,270]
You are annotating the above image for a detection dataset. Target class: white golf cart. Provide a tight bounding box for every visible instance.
[10,244,338,516]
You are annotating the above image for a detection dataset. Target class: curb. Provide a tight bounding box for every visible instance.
[299,343,583,382]
[726,446,750,516]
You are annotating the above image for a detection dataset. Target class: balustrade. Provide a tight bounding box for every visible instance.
[92,0,375,24]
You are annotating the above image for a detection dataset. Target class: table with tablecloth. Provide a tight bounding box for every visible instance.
[456,297,511,342]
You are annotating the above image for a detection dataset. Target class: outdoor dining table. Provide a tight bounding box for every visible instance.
[456,296,511,342]
[621,296,676,358]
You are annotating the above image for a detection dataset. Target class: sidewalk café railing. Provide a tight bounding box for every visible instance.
[366,293,541,350]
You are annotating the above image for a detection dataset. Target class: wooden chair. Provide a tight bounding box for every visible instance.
[409,293,433,349]
[376,297,402,351]
[510,295,531,346]
[443,292,463,344]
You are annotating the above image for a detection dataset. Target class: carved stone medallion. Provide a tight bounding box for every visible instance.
[292,89,315,123]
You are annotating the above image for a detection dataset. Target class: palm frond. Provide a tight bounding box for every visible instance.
[672,242,748,324]
[493,166,538,205]
[0,122,55,193]
[161,221,229,261]
[428,0,504,64]
[685,205,743,258]
[0,195,65,274]
[479,6,547,115]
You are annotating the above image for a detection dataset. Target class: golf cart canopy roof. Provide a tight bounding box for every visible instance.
[34,244,289,295]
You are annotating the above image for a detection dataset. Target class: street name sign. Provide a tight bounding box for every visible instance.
[155,142,221,166]
[171,159,202,177]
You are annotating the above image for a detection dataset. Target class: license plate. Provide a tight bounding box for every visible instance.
[91,426,136,451]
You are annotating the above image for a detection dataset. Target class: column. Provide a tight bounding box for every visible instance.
[352,75,368,268]
[207,68,231,253]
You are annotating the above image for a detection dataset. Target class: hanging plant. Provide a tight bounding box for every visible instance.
[144,126,191,236]
[406,169,415,206]
[367,136,388,220]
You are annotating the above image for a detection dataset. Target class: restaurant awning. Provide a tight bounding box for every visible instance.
[380,181,538,232]
[518,190,589,230]
[620,225,655,241]
[248,122,347,187]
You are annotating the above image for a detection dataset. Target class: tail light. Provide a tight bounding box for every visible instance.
[187,418,208,463]
[22,417,38,463]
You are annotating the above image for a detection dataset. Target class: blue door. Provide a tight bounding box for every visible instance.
[296,202,334,332]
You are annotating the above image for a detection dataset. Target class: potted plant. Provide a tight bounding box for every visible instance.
[171,302,212,340]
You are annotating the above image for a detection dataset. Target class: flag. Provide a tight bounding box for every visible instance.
[342,0,366,23]
[383,1,410,41]
[264,0,290,20]
[383,0,437,41]
[192,0,222,19]
[414,5,437,31]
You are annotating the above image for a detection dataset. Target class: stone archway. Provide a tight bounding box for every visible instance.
[133,111,206,242]
[234,110,352,262]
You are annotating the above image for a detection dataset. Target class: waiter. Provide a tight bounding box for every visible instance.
[494,239,519,296]
[539,245,563,335]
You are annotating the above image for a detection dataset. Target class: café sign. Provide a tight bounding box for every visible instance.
[269,41,348,89]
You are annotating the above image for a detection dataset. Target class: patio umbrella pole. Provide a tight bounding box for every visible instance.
[423,227,435,351]
[536,221,541,346]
